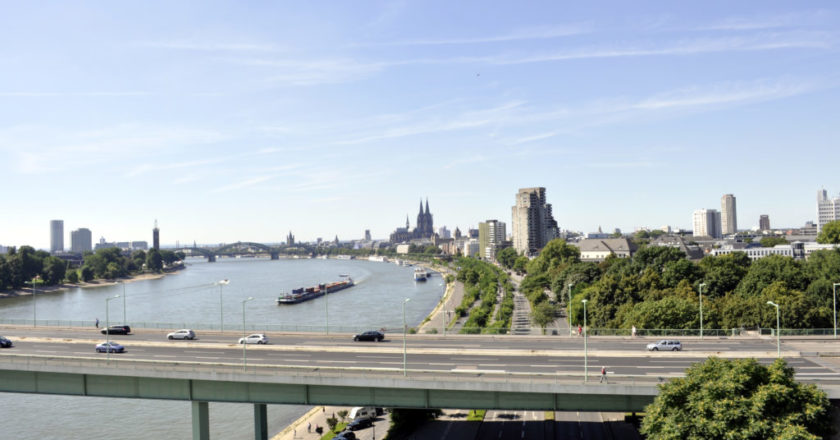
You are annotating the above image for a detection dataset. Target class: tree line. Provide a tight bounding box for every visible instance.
[498,236,840,330]
[0,246,185,291]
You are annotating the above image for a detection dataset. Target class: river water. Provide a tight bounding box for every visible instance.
[0,257,446,440]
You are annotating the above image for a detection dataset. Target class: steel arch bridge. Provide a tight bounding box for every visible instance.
[173,242,282,262]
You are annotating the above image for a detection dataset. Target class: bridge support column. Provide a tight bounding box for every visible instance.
[192,401,210,440]
[208,255,216,263]
[270,252,279,260]
[254,403,268,440]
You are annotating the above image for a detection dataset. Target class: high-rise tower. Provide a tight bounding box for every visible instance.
[721,194,737,235]
[693,209,722,238]
[511,187,559,256]
[70,228,92,253]
[50,220,64,253]
[817,189,840,232]
[153,220,160,250]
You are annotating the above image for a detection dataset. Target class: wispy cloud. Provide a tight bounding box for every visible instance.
[356,24,591,47]
[212,175,276,193]
[698,11,830,31]
[137,40,282,52]
[632,78,819,110]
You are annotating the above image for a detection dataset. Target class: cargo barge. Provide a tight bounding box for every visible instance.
[276,278,354,305]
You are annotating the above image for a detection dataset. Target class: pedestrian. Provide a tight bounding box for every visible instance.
[307,422,311,433]
[600,366,607,383]
[95,318,99,328]
[631,325,636,338]
[577,325,582,336]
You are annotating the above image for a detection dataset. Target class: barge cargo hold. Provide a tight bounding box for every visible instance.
[276,278,354,305]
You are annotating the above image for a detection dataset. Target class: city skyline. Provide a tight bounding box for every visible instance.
[1,2,839,248]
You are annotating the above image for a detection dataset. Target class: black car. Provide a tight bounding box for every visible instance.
[101,325,131,335]
[353,330,384,342]
[0,336,12,348]
[347,418,372,431]
[334,431,357,440]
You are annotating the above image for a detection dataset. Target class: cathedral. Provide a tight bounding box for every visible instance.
[389,198,435,243]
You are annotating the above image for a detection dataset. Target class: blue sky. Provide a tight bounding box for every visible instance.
[1,1,839,249]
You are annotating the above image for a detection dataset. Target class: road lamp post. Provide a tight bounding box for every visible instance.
[699,283,705,339]
[403,298,411,376]
[833,283,839,339]
[105,295,120,362]
[30,278,38,327]
[325,281,329,335]
[242,296,254,370]
[568,283,574,337]
[218,279,229,332]
[121,281,127,325]
[581,299,588,382]
[767,301,780,358]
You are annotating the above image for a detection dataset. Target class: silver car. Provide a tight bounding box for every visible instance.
[647,340,682,351]
[167,329,196,340]
[238,333,268,344]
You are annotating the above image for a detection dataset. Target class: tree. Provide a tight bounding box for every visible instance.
[146,248,163,273]
[760,236,789,247]
[41,256,67,285]
[531,301,557,331]
[512,256,528,274]
[817,220,840,244]
[496,247,518,269]
[641,357,831,440]
[66,270,79,284]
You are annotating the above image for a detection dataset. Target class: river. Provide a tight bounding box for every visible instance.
[0,257,446,440]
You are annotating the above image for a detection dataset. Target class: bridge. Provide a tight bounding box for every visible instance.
[173,242,288,262]
[2,329,840,439]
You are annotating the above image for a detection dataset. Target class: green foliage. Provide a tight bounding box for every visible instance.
[496,247,518,269]
[698,252,751,299]
[641,358,832,440]
[385,408,442,440]
[817,220,840,244]
[735,255,807,297]
[760,236,789,247]
[325,416,338,431]
[467,410,486,421]
[621,296,698,329]
[146,248,163,273]
[512,256,528,273]
[65,269,79,284]
[531,301,557,330]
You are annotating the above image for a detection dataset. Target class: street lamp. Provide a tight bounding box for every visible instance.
[833,283,839,339]
[581,299,588,382]
[30,277,39,327]
[767,301,780,358]
[325,281,329,335]
[242,296,254,370]
[120,281,127,325]
[105,295,120,362]
[218,279,229,332]
[568,283,574,337]
[403,298,411,376]
[698,283,705,339]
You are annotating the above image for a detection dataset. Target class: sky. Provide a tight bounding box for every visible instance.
[1,1,839,249]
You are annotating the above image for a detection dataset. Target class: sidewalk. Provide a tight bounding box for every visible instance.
[272,406,349,440]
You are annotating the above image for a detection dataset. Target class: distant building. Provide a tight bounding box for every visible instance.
[50,219,64,253]
[70,228,92,253]
[759,215,770,231]
[389,199,435,243]
[396,244,411,254]
[817,189,840,232]
[94,236,117,250]
[693,209,722,239]
[463,239,480,258]
[712,242,838,261]
[437,226,451,239]
[511,187,559,256]
[286,231,295,245]
[651,235,705,260]
[131,241,148,250]
[364,230,371,241]
[721,194,737,235]
[478,220,506,261]
[153,220,160,250]
[576,238,636,262]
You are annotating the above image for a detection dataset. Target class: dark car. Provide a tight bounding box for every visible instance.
[334,431,357,440]
[0,336,12,348]
[101,325,131,335]
[347,418,372,431]
[353,330,384,342]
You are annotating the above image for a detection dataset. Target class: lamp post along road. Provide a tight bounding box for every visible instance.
[699,283,705,339]
[218,279,229,332]
[242,296,254,370]
[403,298,411,376]
[325,281,329,335]
[568,283,574,337]
[833,283,839,339]
[105,295,120,363]
[31,279,37,327]
[581,299,588,382]
[767,301,780,358]
[121,282,127,325]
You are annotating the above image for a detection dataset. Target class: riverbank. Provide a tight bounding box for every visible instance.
[0,272,171,299]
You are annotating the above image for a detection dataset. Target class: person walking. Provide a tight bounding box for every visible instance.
[95,318,99,328]
[307,422,311,433]
[577,325,582,336]
[600,366,607,383]
[631,325,636,338]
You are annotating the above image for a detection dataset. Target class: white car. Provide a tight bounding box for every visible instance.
[238,333,268,344]
[167,329,196,340]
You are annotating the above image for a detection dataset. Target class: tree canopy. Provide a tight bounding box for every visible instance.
[817,220,840,244]
[641,357,832,440]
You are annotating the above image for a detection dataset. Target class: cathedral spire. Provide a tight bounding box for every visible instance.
[425,197,430,215]
[406,215,410,229]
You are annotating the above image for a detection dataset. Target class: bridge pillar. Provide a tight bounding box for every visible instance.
[270,252,279,260]
[254,403,268,440]
[191,401,210,440]
[208,255,216,263]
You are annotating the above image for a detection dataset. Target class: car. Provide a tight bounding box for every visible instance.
[353,330,384,342]
[95,341,125,353]
[647,340,682,351]
[238,333,268,344]
[346,418,373,431]
[0,336,12,348]
[101,325,131,335]
[334,431,357,440]
[167,329,196,340]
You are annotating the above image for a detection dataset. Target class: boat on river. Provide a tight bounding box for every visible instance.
[414,268,427,282]
[276,278,354,305]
